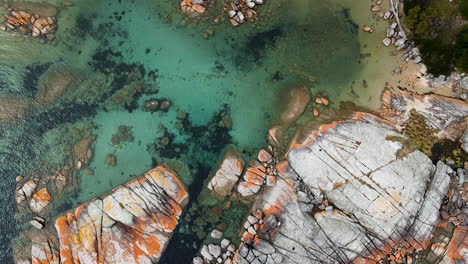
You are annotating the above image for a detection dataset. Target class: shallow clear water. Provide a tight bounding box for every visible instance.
[0,0,367,262]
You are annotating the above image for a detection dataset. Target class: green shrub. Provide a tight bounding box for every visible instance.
[405,6,441,37]
[454,25,468,72]
[459,0,468,19]
[418,38,454,75]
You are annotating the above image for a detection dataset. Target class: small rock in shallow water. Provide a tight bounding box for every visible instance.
[362,26,372,33]
[106,154,117,166]
[160,99,172,111]
[143,100,159,111]
[383,38,391,46]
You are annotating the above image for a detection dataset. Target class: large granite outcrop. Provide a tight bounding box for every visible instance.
[31,165,188,264]
[233,113,451,264]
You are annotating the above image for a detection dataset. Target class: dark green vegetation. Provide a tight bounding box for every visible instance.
[386,109,439,158]
[404,0,468,74]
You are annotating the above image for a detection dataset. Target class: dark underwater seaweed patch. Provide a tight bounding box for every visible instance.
[342,8,359,35]
[33,102,98,135]
[23,63,52,98]
[159,162,212,264]
[89,48,147,110]
[233,26,283,69]
[76,14,94,38]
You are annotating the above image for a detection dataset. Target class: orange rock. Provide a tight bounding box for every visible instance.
[53,166,187,264]
[447,226,468,260]
[30,188,51,213]
[313,108,320,116]
[31,239,60,264]
[315,97,329,105]
[180,0,206,18]
[257,149,273,163]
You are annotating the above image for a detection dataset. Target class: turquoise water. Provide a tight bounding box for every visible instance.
[0,0,363,262]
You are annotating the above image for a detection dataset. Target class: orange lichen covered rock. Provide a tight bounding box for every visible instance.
[257,149,272,163]
[30,188,51,213]
[53,165,188,264]
[234,112,451,264]
[447,226,468,261]
[180,0,207,18]
[2,9,57,39]
[31,239,60,264]
[16,179,37,204]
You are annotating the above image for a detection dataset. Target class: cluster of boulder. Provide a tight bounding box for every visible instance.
[1,9,57,40]
[236,148,277,197]
[142,98,172,112]
[226,0,263,27]
[207,145,279,199]
[26,165,188,264]
[196,235,237,264]
[16,180,52,218]
[180,0,208,19]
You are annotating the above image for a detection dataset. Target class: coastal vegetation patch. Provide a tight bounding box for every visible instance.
[404,0,468,74]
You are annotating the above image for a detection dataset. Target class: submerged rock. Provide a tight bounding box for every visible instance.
[30,166,188,264]
[233,113,451,263]
[278,85,311,125]
[0,96,31,121]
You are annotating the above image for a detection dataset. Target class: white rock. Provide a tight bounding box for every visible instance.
[247,2,256,8]
[248,215,258,225]
[395,38,406,47]
[461,76,468,90]
[211,229,223,239]
[228,10,236,18]
[247,226,257,235]
[201,245,214,261]
[254,0,263,4]
[208,146,244,196]
[228,244,236,252]
[237,12,245,21]
[208,244,222,258]
[29,219,44,229]
[383,38,391,47]
[384,11,393,19]
[193,256,204,264]
[386,28,395,38]
[221,239,230,249]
